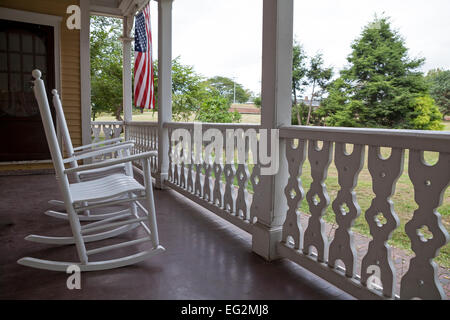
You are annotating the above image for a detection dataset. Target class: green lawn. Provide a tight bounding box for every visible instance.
[443,120,450,131]
[94,111,261,124]
[95,114,449,267]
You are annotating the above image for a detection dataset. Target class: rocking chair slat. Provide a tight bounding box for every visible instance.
[81,217,149,234]
[81,212,133,229]
[86,236,152,256]
[73,196,146,212]
[70,174,145,203]
[45,208,131,221]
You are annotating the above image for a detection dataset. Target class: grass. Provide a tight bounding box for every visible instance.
[96,112,447,129]
[443,120,450,131]
[95,113,449,268]
[94,111,261,124]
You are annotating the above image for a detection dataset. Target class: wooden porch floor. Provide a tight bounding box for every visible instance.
[0,173,353,300]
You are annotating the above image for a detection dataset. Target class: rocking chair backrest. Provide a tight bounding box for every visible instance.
[52,89,75,157]
[32,70,70,190]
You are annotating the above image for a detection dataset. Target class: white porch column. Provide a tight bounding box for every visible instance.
[122,15,134,124]
[80,0,92,146]
[155,0,173,189]
[252,0,293,260]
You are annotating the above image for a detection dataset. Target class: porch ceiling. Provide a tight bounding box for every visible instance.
[90,0,149,17]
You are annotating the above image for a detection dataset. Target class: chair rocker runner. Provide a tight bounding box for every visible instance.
[18,70,165,271]
[47,89,136,221]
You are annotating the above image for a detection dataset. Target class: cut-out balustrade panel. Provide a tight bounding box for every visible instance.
[125,121,158,173]
[278,126,449,300]
[165,122,261,233]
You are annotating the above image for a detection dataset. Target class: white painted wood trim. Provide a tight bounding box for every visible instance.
[260,0,293,129]
[156,0,173,189]
[80,0,92,146]
[277,242,390,300]
[0,7,62,162]
[280,125,450,152]
[0,8,62,96]
[90,6,123,18]
[251,0,293,260]
[122,15,133,123]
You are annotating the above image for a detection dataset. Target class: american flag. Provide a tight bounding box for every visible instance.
[134,3,155,109]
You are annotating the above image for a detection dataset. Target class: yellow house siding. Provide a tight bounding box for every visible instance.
[0,0,83,170]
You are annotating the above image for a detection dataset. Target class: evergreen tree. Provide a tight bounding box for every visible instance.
[426,69,450,118]
[321,17,442,130]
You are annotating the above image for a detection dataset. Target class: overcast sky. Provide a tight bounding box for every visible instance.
[148,0,450,96]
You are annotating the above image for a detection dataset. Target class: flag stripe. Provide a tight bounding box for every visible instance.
[134,3,154,109]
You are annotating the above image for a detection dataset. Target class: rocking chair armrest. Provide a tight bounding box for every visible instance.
[64,151,158,174]
[63,143,135,164]
[72,137,124,151]
[73,140,135,156]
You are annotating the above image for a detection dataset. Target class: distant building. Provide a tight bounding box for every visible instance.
[301,96,321,109]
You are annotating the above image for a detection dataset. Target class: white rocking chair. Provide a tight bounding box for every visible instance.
[47,88,134,217]
[18,69,165,271]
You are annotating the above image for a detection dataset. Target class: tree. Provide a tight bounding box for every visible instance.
[304,53,332,125]
[90,16,242,124]
[154,57,242,123]
[253,95,261,108]
[292,40,308,107]
[408,95,444,130]
[319,78,357,127]
[321,16,442,129]
[90,16,124,121]
[155,57,209,121]
[206,76,251,104]
[426,69,450,118]
[291,40,309,125]
[195,95,241,123]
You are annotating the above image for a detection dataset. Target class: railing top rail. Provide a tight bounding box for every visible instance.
[280,125,450,152]
[124,121,158,127]
[91,121,124,125]
[163,121,260,130]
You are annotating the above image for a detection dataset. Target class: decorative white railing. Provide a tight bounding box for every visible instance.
[91,121,124,144]
[89,121,124,160]
[164,122,260,233]
[277,126,450,300]
[90,119,449,299]
[125,121,158,173]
